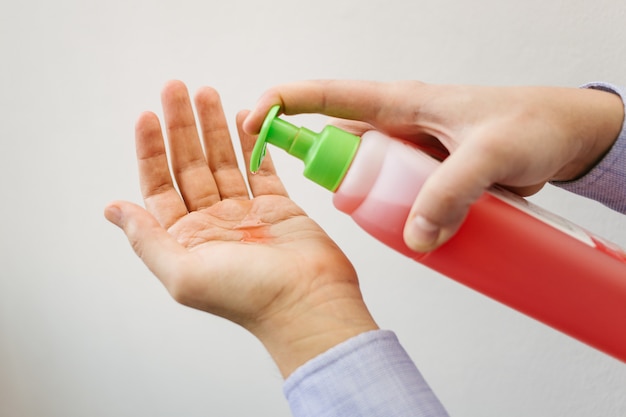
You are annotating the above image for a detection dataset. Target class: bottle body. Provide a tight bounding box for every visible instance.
[333,130,626,362]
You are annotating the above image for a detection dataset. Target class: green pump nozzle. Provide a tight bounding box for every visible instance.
[250,105,361,191]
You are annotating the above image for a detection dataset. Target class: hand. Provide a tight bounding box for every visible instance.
[243,80,624,251]
[104,80,378,377]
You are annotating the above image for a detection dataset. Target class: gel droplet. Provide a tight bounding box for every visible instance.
[233,213,272,243]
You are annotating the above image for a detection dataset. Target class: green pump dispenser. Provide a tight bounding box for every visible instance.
[250,105,361,191]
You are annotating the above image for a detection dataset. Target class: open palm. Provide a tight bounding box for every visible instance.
[105,81,377,376]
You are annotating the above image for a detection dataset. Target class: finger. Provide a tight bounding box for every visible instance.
[194,87,249,200]
[237,110,289,197]
[135,111,188,229]
[403,142,498,252]
[327,118,375,136]
[505,183,546,197]
[328,117,449,161]
[243,80,396,134]
[161,80,220,211]
[104,201,196,291]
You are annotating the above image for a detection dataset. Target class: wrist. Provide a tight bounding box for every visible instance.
[558,86,624,181]
[250,281,379,378]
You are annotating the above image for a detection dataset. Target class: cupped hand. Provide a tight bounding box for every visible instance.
[104,80,378,377]
[243,80,624,251]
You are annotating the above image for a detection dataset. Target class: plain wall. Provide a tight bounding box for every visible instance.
[1,0,625,416]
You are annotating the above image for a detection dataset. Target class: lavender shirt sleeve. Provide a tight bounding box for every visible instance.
[283,330,449,417]
[551,82,626,213]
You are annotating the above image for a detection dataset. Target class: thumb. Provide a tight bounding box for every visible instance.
[104,201,190,284]
[403,146,494,252]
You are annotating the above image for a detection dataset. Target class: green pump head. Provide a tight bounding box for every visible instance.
[250,105,361,191]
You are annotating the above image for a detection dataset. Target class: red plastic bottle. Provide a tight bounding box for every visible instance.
[251,106,626,362]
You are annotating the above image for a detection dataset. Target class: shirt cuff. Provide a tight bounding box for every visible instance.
[283,329,449,417]
[551,82,626,214]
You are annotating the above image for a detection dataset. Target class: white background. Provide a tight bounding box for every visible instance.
[1,0,626,416]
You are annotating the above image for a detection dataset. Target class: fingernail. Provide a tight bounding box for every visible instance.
[242,113,256,135]
[406,215,440,251]
[104,204,123,227]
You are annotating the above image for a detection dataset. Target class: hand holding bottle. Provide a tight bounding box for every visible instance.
[243,80,624,252]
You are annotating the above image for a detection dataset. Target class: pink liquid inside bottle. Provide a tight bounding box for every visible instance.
[335,131,626,362]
